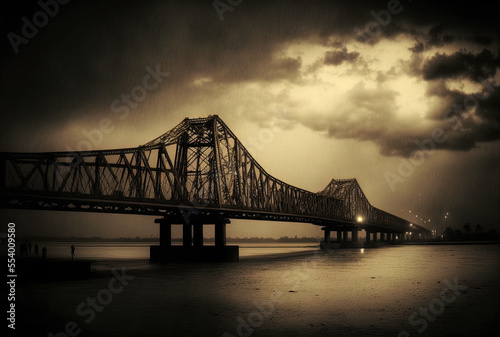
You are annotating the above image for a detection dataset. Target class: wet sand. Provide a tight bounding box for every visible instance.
[14,244,500,337]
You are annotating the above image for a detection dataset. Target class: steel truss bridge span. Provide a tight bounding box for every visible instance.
[0,115,430,237]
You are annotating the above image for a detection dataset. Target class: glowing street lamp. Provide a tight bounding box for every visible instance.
[356,216,364,223]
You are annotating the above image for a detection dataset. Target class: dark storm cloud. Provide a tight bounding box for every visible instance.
[324,48,360,66]
[473,35,494,45]
[476,85,500,121]
[0,0,369,147]
[292,72,500,158]
[409,41,425,53]
[426,24,455,47]
[422,79,500,152]
[299,91,481,158]
[390,2,499,43]
[1,0,499,155]
[422,49,500,82]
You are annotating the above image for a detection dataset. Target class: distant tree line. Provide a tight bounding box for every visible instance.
[442,223,500,241]
[227,236,320,243]
[11,235,321,243]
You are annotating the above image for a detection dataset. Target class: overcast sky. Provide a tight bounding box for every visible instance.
[1,0,499,238]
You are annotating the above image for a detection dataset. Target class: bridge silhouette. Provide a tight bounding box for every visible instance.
[0,115,430,261]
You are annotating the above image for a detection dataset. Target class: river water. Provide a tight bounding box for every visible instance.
[15,243,500,337]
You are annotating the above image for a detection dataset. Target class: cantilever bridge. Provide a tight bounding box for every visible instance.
[0,115,430,261]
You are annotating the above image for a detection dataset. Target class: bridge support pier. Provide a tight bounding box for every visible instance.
[324,228,331,244]
[395,232,403,244]
[159,220,171,248]
[365,230,384,248]
[391,233,399,243]
[320,227,337,249]
[215,221,226,248]
[343,231,349,242]
[193,223,203,248]
[344,229,361,248]
[183,223,193,247]
[322,228,361,249]
[150,217,238,262]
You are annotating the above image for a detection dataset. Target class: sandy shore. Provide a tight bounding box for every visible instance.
[13,244,500,337]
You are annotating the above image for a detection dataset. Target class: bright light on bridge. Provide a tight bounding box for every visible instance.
[356,216,364,223]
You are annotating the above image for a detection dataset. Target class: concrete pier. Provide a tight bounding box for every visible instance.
[151,217,239,262]
[159,221,171,247]
[183,223,192,247]
[343,231,349,242]
[321,227,362,249]
[193,223,203,248]
[324,228,331,244]
[215,221,226,247]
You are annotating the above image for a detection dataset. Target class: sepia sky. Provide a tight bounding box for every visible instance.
[1,0,499,238]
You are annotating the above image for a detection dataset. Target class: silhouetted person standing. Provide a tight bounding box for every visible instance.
[28,242,32,255]
[71,244,75,260]
[34,243,39,256]
[42,246,47,259]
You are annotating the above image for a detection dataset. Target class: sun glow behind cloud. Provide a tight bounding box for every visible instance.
[182,33,497,171]
[187,36,437,154]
